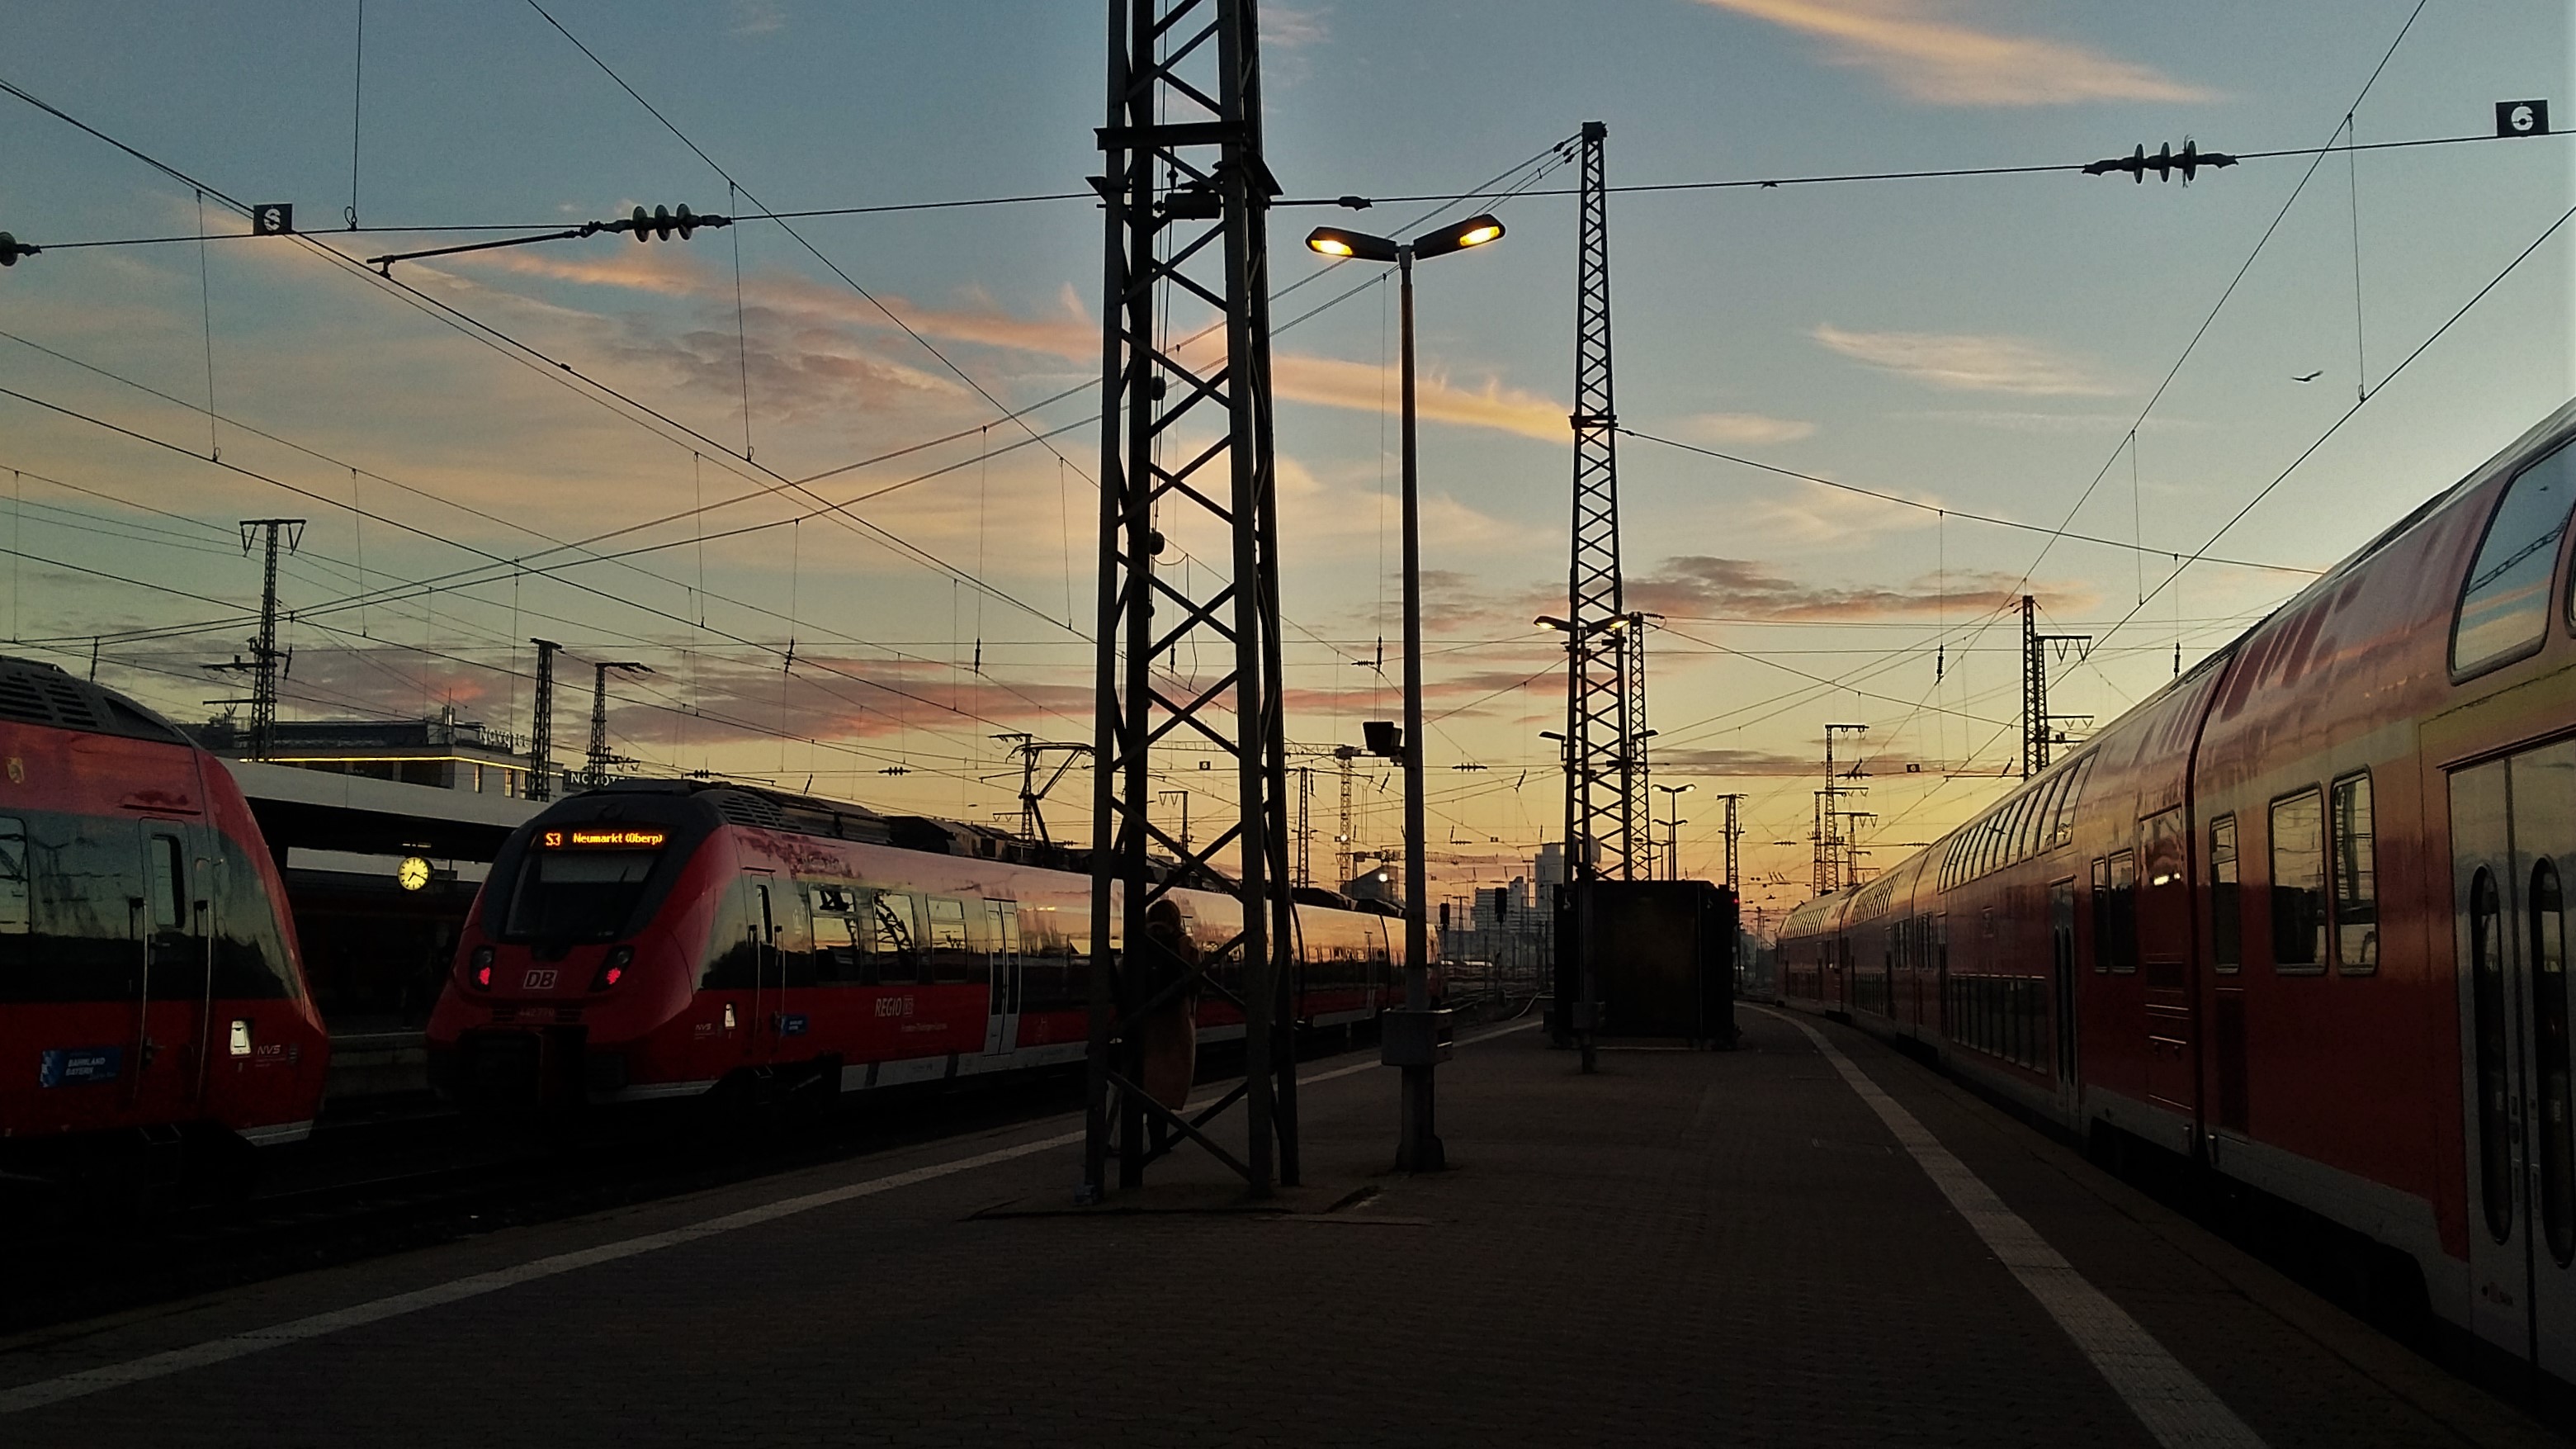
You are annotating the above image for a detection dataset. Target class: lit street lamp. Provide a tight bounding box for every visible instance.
[1653,781,1693,880]
[1307,212,1505,1172]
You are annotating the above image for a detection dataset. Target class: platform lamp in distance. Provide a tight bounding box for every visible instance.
[1307,212,1506,1173]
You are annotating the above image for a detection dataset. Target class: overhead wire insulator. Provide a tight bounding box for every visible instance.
[2083,139,2238,184]
[624,204,730,241]
[0,231,39,267]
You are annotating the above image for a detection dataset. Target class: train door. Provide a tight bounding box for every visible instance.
[745,874,779,1063]
[2139,808,2198,1116]
[2457,746,2576,1387]
[983,900,1022,1054]
[2050,878,2078,1089]
[129,822,205,1121]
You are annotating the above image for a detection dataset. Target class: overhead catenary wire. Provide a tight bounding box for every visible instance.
[2092,197,2576,654]
[21,126,2566,255]
[1618,428,2321,576]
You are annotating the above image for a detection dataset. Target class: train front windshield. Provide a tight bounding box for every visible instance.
[504,827,669,940]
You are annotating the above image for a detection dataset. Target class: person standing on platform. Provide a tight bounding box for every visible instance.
[1137,897,1202,1112]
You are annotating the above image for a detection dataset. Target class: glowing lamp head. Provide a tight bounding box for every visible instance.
[1409,212,1506,260]
[1304,225,1399,263]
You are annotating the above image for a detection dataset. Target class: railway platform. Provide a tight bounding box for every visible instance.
[0,1010,2556,1447]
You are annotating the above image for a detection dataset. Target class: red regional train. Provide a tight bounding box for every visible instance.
[1779,399,2576,1392]
[428,779,1411,1110]
[0,656,329,1177]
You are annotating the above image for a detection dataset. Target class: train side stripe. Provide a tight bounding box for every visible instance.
[1765,1009,2266,1449]
[0,1020,1532,1417]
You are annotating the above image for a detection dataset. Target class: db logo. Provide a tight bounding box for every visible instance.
[523,968,559,990]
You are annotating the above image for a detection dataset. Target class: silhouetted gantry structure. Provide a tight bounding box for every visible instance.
[1084,0,1298,1201]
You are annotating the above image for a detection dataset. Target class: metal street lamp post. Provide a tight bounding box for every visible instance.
[1653,781,1693,880]
[1307,213,1505,1172]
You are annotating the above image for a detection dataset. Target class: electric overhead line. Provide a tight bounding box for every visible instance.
[1618,428,2323,576]
[2092,196,2576,655]
[0,76,1092,675]
[0,381,1060,739]
[518,0,1090,491]
[0,74,1575,779]
[13,125,2562,258]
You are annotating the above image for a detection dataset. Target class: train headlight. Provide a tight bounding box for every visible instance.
[469,945,496,991]
[590,945,634,992]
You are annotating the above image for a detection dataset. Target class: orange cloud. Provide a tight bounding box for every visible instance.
[1692,0,2214,107]
[1813,323,2118,396]
[465,249,1567,441]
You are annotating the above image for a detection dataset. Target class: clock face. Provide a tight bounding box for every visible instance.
[398,856,432,891]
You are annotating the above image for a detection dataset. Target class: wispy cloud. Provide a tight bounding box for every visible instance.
[1628,554,2050,621]
[1265,5,1329,49]
[1676,411,1817,446]
[730,0,786,36]
[466,249,1568,441]
[1895,409,2205,434]
[1655,744,1931,777]
[1690,0,2214,107]
[1813,323,2118,396]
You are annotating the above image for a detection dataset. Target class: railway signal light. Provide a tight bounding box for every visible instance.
[1363,719,1404,760]
[2084,139,2236,183]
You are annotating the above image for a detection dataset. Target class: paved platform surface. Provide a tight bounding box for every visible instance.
[1,1008,2559,1447]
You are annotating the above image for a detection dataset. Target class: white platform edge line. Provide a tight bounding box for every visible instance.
[0,1016,1533,1416]
[1761,1009,2266,1449]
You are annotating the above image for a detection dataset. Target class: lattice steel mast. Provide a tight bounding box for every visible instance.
[2021,595,2090,778]
[1559,121,1643,885]
[527,638,560,802]
[1085,0,1297,1201]
[231,519,304,760]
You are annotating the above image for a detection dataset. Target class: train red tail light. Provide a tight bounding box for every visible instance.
[590,945,634,992]
[469,945,496,992]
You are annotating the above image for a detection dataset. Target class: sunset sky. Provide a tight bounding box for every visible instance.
[2,1,2570,921]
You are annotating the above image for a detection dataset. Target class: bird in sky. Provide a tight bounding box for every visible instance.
[2293,370,2324,383]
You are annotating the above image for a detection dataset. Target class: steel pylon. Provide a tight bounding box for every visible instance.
[1084,0,1297,1201]
[1560,121,1642,885]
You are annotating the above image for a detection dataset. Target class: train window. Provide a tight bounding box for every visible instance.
[2471,867,2514,1244]
[2090,858,2110,973]
[926,897,981,987]
[2210,815,2240,972]
[2050,756,2093,850]
[508,843,664,941]
[147,835,184,931]
[2331,774,2378,973]
[2140,812,2186,989]
[2456,438,2574,675]
[2022,776,2063,859]
[2532,858,2574,1267]
[0,817,28,935]
[872,893,925,983]
[811,913,864,984]
[2106,851,2137,973]
[2269,789,2327,971]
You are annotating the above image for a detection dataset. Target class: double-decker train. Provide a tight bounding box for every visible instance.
[1780,399,2576,1392]
[428,779,1411,1109]
[0,657,329,1177]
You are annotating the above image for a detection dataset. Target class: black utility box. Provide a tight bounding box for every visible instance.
[1552,879,1738,1048]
